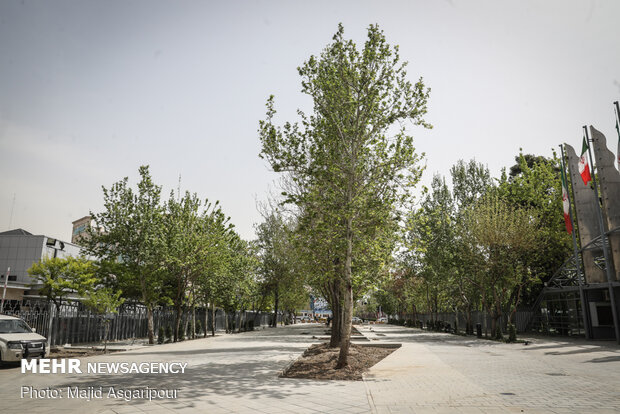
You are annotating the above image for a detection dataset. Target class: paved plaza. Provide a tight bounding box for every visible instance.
[1,324,619,413]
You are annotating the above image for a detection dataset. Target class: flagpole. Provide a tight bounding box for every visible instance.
[614,101,620,169]
[560,144,590,338]
[583,125,620,343]
[1,267,10,313]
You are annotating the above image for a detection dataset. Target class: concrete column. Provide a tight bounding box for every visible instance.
[565,144,605,283]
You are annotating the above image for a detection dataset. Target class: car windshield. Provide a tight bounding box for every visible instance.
[0,319,32,334]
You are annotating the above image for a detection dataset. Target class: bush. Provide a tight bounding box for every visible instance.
[507,323,517,343]
[177,324,185,341]
[248,320,254,331]
[494,327,504,341]
[188,321,194,338]
[196,319,202,335]
[165,325,173,343]
[158,326,165,344]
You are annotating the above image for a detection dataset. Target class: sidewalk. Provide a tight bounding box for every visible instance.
[1,323,619,413]
[361,324,620,413]
[0,324,370,414]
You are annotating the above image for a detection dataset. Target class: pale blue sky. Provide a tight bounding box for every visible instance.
[1,0,619,241]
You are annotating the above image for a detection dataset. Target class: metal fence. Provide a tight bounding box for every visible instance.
[2,299,282,346]
[390,310,534,333]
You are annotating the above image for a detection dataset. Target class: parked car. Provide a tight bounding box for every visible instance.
[377,317,388,323]
[0,315,48,365]
[351,317,362,324]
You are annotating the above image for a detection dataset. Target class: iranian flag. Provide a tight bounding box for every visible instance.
[561,168,572,234]
[577,137,592,185]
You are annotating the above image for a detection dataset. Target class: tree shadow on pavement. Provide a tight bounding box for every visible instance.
[52,358,350,410]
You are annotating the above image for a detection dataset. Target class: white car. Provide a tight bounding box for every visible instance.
[351,317,362,324]
[0,315,48,364]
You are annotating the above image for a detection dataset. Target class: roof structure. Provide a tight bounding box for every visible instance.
[0,229,33,236]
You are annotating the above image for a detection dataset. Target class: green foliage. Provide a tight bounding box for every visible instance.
[28,256,97,311]
[84,166,165,343]
[158,326,165,344]
[84,165,259,343]
[255,210,307,325]
[497,151,571,301]
[258,23,429,366]
[494,326,504,341]
[507,323,517,343]
[384,151,569,338]
[165,325,172,342]
[82,287,124,316]
[195,319,202,335]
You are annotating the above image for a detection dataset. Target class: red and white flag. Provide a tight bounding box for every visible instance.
[577,137,592,186]
[561,167,572,234]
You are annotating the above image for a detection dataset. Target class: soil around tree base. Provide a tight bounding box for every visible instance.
[280,342,397,381]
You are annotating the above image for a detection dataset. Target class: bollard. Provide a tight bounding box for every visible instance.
[476,323,482,338]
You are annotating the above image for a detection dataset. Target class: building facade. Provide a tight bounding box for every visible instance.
[0,229,82,304]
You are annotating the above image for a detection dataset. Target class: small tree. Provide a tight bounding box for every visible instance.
[28,256,97,314]
[82,287,125,352]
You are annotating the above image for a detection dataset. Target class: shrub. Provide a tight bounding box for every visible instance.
[188,321,194,338]
[158,326,165,344]
[177,324,185,341]
[165,325,173,342]
[196,320,202,335]
[507,323,517,343]
[494,327,504,341]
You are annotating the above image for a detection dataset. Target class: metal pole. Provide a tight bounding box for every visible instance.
[1,266,10,313]
[614,101,620,169]
[560,145,591,338]
[584,125,620,343]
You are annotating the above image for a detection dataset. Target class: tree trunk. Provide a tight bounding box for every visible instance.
[174,303,183,342]
[146,305,155,345]
[272,284,279,328]
[204,303,209,338]
[454,308,459,334]
[337,217,354,369]
[211,302,216,336]
[329,280,342,348]
[103,319,109,352]
[192,304,196,339]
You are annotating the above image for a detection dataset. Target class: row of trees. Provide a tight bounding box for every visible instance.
[30,166,295,345]
[377,154,572,338]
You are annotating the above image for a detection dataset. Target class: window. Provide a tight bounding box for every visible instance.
[0,275,17,281]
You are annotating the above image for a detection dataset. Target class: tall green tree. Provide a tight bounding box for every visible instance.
[259,24,430,367]
[462,194,538,336]
[498,152,571,302]
[255,211,297,327]
[85,166,165,344]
